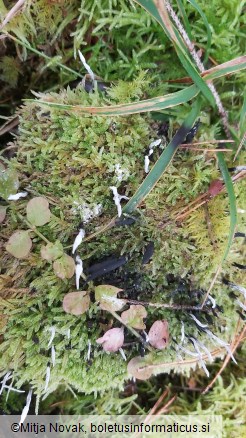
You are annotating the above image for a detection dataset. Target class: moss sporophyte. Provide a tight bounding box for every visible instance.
[0,80,245,406]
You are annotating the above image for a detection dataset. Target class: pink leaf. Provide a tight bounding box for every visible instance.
[96,327,124,352]
[148,320,169,350]
[127,356,153,380]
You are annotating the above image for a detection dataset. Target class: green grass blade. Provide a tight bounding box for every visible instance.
[133,0,215,106]
[28,84,199,115]
[217,151,237,261]
[187,0,212,63]
[203,56,246,81]
[123,99,201,213]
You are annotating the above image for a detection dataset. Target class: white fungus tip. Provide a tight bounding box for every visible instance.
[144,156,150,173]
[72,229,85,254]
[8,192,28,201]
[47,326,56,348]
[119,348,127,361]
[51,345,56,367]
[19,389,32,425]
[78,50,95,82]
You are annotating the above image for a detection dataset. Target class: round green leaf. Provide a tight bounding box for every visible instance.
[0,163,19,200]
[53,254,75,279]
[63,291,90,316]
[95,284,123,301]
[26,197,51,226]
[0,206,7,223]
[95,284,124,311]
[41,241,64,261]
[6,230,32,259]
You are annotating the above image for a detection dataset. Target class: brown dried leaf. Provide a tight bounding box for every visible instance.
[121,305,147,329]
[63,291,90,316]
[148,320,169,350]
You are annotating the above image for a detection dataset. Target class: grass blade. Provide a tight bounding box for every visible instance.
[203,56,246,81]
[123,99,201,213]
[133,0,215,105]
[28,84,199,115]
[217,152,237,261]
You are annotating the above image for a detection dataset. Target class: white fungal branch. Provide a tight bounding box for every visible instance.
[143,331,149,343]
[47,326,56,348]
[109,186,129,217]
[72,228,85,254]
[204,329,237,364]
[144,155,150,173]
[78,50,95,83]
[190,338,209,377]
[8,192,27,200]
[144,139,162,174]
[180,321,185,343]
[236,299,246,311]
[178,344,199,358]
[207,295,216,309]
[19,389,32,425]
[149,139,162,149]
[44,366,50,391]
[0,372,12,395]
[87,340,91,361]
[75,255,83,290]
[190,314,208,328]
[51,345,56,367]
[67,328,70,339]
[195,339,213,363]
[119,348,127,361]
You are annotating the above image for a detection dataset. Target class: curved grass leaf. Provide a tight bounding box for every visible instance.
[203,56,246,81]
[123,99,201,213]
[133,0,215,105]
[217,152,237,261]
[28,84,199,115]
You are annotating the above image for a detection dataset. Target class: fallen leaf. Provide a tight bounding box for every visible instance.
[6,230,32,259]
[26,197,51,226]
[41,241,64,261]
[53,254,75,279]
[127,356,153,380]
[63,291,90,316]
[96,327,124,352]
[148,320,169,350]
[95,284,124,311]
[121,305,147,329]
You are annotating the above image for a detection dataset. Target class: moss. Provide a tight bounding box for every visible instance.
[0,77,245,401]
